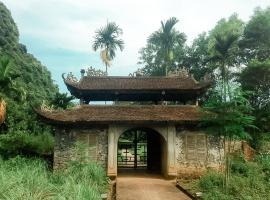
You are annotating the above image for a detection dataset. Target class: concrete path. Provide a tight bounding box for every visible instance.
[117,175,192,200]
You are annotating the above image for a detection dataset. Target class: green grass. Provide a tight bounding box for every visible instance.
[198,155,270,200]
[0,156,108,200]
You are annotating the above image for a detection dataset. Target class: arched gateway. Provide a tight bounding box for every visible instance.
[117,128,166,174]
[37,69,223,179]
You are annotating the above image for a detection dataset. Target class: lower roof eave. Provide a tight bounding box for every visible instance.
[39,119,201,127]
[35,105,204,126]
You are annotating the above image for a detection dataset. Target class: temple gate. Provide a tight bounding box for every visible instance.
[37,68,223,179]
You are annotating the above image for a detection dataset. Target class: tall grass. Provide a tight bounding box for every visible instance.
[199,155,270,200]
[0,156,108,200]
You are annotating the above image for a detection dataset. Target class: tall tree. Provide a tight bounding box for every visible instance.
[184,32,211,80]
[202,90,255,190]
[141,17,186,76]
[92,22,124,75]
[202,15,253,191]
[240,7,270,62]
[208,14,244,101]
[239,59,270,133]
[148,17,184,76]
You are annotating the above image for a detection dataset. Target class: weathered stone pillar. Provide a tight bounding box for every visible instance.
[167,125,177,177]
[107,125,118,178]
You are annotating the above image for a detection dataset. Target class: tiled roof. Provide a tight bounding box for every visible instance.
[36,105,203,125]
[65,76,210,90]
[63,76,212,101]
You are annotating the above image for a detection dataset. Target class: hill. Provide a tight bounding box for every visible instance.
[0,1,58,157]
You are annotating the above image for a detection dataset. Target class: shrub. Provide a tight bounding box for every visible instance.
[199,156,270,200]
[0,131,54,157]
[230,157,249,176]
[199,171,223,190]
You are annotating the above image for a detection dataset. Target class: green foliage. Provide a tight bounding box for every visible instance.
[208,14,244,65]
[0,2,19,50]
[0,156,108,200]
[202,89,256,190]
[184,32,211,80]
[0,56,12,88]
[239,59,270,108]
[0,131,54,157]
[239,59,270,139]
[138,17,186,76]
[240,7,270,62]
[92,21,124,73]
[202,90,255,140]
[199,171,223,190]
[0,2,58,157]
[230,156,249,176]
[199,156,270,200]
[255,134,270,154]
[50,92,75,110]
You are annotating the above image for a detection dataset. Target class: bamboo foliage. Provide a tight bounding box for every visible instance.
[0,99,6,124]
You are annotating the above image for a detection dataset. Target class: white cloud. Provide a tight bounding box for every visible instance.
[2,0,270,76]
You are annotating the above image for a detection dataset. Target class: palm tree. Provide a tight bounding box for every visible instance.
[92,22,124,75]
[148,17,184,76]
[210,32,240,101]
[209,32,241,190]
[50,92,75,109]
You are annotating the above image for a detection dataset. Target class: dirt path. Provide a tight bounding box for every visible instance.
[117,175,192,200]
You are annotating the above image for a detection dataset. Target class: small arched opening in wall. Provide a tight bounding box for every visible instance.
[117,127,167,176]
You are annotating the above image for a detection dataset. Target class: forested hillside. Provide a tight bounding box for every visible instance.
[0,1,58,157]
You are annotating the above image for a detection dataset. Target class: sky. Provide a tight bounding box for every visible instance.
[1,0,270,92]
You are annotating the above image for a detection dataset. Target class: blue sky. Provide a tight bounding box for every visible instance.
[1,0,269,92]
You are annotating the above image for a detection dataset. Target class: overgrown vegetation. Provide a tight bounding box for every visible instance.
[0,0,269,199]
[0,156,108,200]
[202,90,256,189]
[138,6,270,198]
[198,155,270,200]
[0,1,75,157]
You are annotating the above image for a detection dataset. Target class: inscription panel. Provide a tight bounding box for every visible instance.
[185,133,207,163]
[77,133,97,161]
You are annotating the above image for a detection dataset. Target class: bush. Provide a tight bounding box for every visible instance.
[256,154,270,182]
[199,156,270,200]
[230,157,249,176]
[199,171,223,190]
[0,131,54,157]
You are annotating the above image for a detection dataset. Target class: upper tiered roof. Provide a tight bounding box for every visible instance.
[63,68,212,102]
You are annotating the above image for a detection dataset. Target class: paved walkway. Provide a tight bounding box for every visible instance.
[117,175,191,200]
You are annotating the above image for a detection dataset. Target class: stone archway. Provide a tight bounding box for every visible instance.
[107,124,177,178]
[117,127,166,175]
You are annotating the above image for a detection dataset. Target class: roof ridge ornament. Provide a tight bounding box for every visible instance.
[40,101,54,113]
[86,66,107,77]
[129,68,144,77]
[168,67,189,78]
[63,72,79,83]
[168,67,198,83]
[200,73,213,84]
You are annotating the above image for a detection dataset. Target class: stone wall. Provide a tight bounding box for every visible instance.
[176,129,224,178]
[53,127,108,169]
